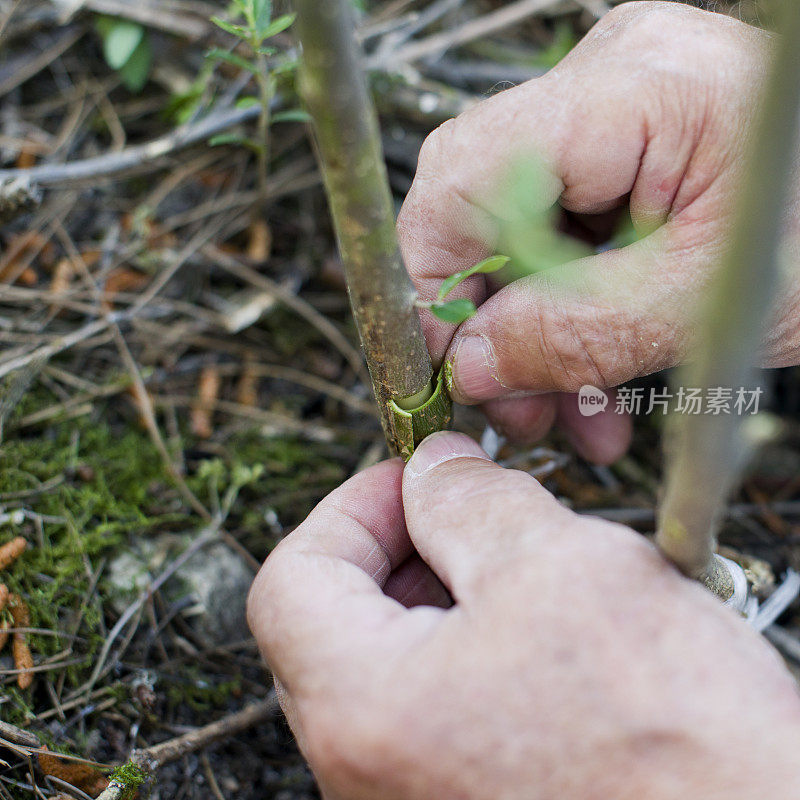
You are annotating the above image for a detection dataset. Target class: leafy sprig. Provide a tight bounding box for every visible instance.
[417,255,510,324]
[208,1,305,197]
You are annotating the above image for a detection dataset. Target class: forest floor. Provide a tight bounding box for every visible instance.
[0,1,797,799]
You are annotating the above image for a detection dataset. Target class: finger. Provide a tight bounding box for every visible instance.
[402,431,577,598]
[382,554,452,609]
[444,227,709,403]
[396,7,697,366]
[481,393,632,465]
[247,459,444,702]
[480,394,558,444]
[556,390,633,465]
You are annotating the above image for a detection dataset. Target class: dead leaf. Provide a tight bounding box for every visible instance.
[236,363,259,408]
[0,537,26,570]
[38,748,109,798]
[0,231,44,285]
[191,365,221,439]
[246,217,272,262]
[12,634,33,689]
[15,148,36,169]
[102,268,149,311]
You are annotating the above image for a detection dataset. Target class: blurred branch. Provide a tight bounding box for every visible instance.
[656,1,800,591]
[0,104,261,191]
[371,0,465,62]
[0,25,83,97]
[376,0,566,66]
[372,72,476,125]
[52,0,212,39]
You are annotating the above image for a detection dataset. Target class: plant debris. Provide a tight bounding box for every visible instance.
[0,1,796,799]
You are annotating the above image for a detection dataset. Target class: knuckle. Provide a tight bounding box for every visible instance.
[426,464,545,527]
[396,119,462,271]
[246,555,277,632]
[416,118,458,177]
[398,120,459,228]
[604,1,689,34]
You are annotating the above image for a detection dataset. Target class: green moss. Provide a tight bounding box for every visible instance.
[165,669,243,712]
[109,761,149,799]
[209,430,347,553]
[0,377,348,728]
[0,404,182,723]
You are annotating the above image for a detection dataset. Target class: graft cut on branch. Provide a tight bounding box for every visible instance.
[293,0,451,457]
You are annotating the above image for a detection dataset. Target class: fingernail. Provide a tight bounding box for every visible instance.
[406,431,491,477]
[451,335,502,402]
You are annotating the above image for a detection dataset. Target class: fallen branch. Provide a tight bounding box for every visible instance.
[55,0,212,40]
[382,0,567,66]
[0,104,260,191]
[95,695,278,800]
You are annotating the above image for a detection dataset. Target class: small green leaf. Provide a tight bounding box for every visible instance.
[209,132,245,147]
[209,133,263,154]
[211,16,251,39]
[272,108,310,123]
[429,299,477,324]
[253,0,273,38]
[205,47,258,74]
[271,57,299,75]
[235,96,261,109]
[117,35,151,91]
[102,19,144,69]
[437,255,510,300]
[258,13,296,40]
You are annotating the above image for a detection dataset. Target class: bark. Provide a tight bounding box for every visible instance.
[294,0,448,456]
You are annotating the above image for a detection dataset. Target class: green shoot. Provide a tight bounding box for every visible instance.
[209,0,298,201]
[419,155,644,327]
[428,298,480,324]
[419,255,510,324]
[437,255,511,300]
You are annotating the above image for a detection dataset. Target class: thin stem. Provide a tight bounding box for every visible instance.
[293,0,442,455]
[657,2,800,582]
[255,49,271,205]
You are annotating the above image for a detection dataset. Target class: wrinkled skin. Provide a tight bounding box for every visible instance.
[398,0,800,463]
[249,433,800,800]
[249,4,800,799]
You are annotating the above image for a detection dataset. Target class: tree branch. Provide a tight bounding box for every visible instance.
[657,1,800,590]
[294,0,450,456]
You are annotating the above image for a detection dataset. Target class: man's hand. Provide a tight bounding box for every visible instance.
[398,1,800,463]
[248,432,800,800]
